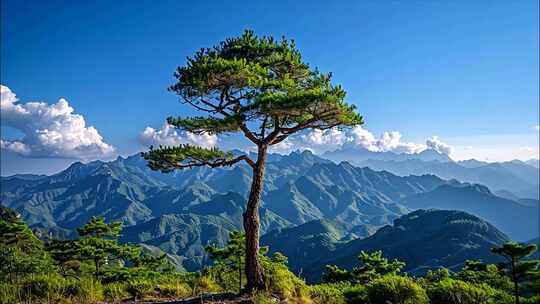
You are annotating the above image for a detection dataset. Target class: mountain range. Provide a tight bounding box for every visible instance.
[324,146,539,199]
[1,150,538,274]
[263,209,510,282]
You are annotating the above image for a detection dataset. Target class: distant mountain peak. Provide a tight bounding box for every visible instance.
[416,149,453,162]
[323,145,452,163]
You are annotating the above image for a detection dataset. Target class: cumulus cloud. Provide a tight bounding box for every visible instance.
[139,123,217,149]
[0,139,30,155]
[0,85,114,160]
[269,138,295,154]
[302,128,348,147]
[265,126,455,156]
[267,128,349,154]
[426,136,454,155]
[349,126,426,154]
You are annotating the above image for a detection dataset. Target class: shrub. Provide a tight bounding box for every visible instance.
[427,278,498,304]
[366,275,428,304]
[456,263,513,293]
[58,277,104,303]
[343,285,368,304]
[253,291,280,304]
[193,274,222,295]
[423,268,451,284]
[126,279,155,300]
[158,282,192,298]
[205,262,244,292]
[0,282,25,304]
[262,254,309,301]
[63,278,84,298]
[522,295,540,304]
[23,273,67,301]
[310,282,351,304]
[103,282,128,302]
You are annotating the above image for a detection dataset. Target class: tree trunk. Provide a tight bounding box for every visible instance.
[243,144,267,292]
[238,253,242,293]
[511,257,519,304]
[95,258,100,281]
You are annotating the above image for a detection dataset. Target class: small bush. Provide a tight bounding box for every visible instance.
[193,274,222,295]
[63,279,84,298]
[76,277,104,303]
[423,268,451,284]
[263,256,309,301]
[158,282,192,298]
[23,273,67,301]
[366,275,428,304]
[0,282,25,304]
[253,291,280,304]
[310,282,351,304]
[522,295,540,304]
[206,262,244,292]
[103,282,128,302]
[456,264,513,293]
[343,285,368,304]
[126,279,155,300]
[427,278,498,304]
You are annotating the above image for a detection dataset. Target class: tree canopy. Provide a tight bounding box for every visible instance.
[141,30,364,291]
[142,29,363,171]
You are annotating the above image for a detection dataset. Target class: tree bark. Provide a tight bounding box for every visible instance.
[511,257,519,304]
[95,258,101,281]
[243,144,267,292]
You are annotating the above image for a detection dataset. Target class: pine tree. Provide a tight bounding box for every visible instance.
[76,216,137,280]
[323,250,405,284]
[491,242,540,304]
[206,231,247,293]
[142,30,363,291]
[45,239,82,278]
[0,212,49,283]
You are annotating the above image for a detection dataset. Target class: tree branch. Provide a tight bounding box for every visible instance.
[160,154,254,170]
[239,124,261,145]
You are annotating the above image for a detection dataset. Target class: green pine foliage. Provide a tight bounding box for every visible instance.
[141,29,363,173]
[76,216,140,280]
[491,242,540,304]
[323,250,405,284]
[365,275,429,304]
[427,278,501,304]
[205,231,247,291]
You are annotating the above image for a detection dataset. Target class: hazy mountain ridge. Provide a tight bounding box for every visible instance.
[355,158,538,199]
[323,145,453,163]
[1,150,537,272]
[399,183,538,240]
[323,145,539,199]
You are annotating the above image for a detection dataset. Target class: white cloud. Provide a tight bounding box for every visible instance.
[302,128,347,146]
[269,138,294,154]
[426,136,454,155]
[268,128,349,154]
[535,125,539,131]
[0,85,114,160]
[0,139,30,155]
[139,123,217,149]
[265,126,452,156]
[349,126,426,154]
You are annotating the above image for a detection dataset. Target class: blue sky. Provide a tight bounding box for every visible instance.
[1,0,539,175]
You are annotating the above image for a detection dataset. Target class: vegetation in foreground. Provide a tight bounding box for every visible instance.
[0,209,538,304]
